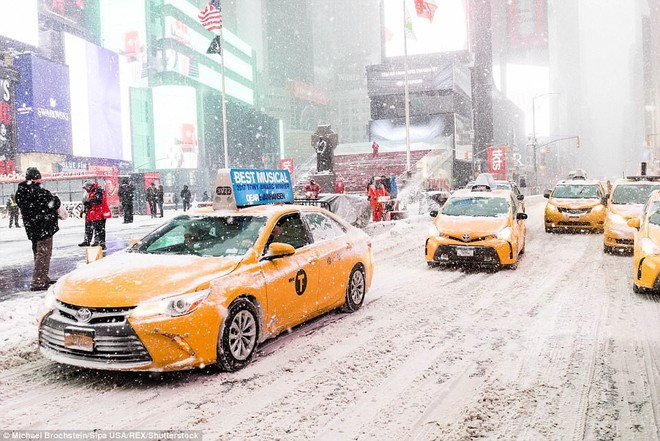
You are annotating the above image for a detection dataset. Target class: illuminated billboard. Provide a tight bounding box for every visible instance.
[0,0,39,47]
[64,33,131,161]
[382,0,468,58]
[369,114,454,150]
[99,0,148,87]
[152,86,199,170]
[14,55,72,156]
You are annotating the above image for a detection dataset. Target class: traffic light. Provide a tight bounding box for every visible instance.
[576,136,580,149]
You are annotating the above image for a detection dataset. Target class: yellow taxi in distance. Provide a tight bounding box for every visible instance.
[603,177,660,253]
[544,178,607,233]
[425,176,528,269]
[628,190,660,293]
[38,169,374,372]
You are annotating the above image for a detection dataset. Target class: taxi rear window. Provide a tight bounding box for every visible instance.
[132,215,267,257]
[442,196,509,217]
[611,184,660,204]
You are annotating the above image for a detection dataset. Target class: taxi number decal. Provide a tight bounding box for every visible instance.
[295,269,307,296]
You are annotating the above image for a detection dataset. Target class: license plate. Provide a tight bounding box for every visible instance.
[64,328,95,352]
[568,216,580,222]
[456,247,474,257]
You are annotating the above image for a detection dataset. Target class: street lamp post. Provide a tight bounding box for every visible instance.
[532,92,561,190]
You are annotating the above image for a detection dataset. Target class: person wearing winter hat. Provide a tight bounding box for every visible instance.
[14,167,61,291]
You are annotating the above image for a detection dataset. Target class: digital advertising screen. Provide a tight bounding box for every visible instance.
[14,55,73,156]
[99,0,148,87]
[0,0,39,47]
[64,33,131,161]
[382,0,469,58]
[152,85,199,170]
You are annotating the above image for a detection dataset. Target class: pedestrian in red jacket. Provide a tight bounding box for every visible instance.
[78,181,112,250]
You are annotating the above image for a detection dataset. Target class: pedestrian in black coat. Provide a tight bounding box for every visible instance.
[118,178,134,223]
[157,185,165,217]
[14,167,60,291]
[146,182,158,218]
[181,185,192,212]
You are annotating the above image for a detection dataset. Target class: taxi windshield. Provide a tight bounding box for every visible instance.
[131,215,267,257]
[611,184,660,204]
[441,196,510,217]
[552,184,602,199]
[649,202,660,226]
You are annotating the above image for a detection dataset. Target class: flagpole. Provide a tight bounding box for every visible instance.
[403,0,411,176]
[219,29,229,168]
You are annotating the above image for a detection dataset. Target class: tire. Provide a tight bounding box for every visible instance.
[217,299,259,372]
[519,239,526,255]
[604,245,613,254]
[343,265,366,312]
[633,282,645,294]
[545,226,553,233]
[427,261,439,268]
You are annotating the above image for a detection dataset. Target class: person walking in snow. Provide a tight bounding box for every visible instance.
[14,167,60,291]
[6,194,20,228]
[79,181,111,250]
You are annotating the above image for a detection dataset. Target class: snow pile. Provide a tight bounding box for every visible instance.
[0,291,43,369]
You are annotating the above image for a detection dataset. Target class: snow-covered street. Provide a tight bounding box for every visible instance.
[1,196,659,440]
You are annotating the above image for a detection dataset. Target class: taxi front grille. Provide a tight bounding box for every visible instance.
[56,300,134,325]
[445,234,493,243]
[615,239,634,245]
[39,312,151,364]
[558,207,590,214]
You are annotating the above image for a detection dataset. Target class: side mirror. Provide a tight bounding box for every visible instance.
[429,210,438,218]
[128,237,141,247]
[517,194,525,201]
[627,218,641,230]
[262,242,295,260]
[601,197,608,206]
[516,212,528,220]
[543,190,551,199]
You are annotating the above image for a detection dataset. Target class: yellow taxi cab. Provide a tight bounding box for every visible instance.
[425,174,528,269]
[603,176,660,253]
[628,190,660,293]
[544,177,607,233]
[38,169,374,372]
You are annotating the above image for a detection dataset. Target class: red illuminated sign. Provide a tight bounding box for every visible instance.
[487,146,508,180]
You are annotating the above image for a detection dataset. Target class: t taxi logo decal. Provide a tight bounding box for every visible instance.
[295,269,307,296]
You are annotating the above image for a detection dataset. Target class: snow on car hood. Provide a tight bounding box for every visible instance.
[436,215,510,236]
[609,204,643,218]
[56,251,242,308]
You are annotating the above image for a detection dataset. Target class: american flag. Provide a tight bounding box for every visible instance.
[198,0,222,32]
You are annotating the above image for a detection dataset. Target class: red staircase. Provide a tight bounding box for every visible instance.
[333,150,431,193]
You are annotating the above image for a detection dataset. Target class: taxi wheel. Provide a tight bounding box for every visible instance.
[633,282,647,294]
[545,226,554,233]
[343,265,366,312]
[604,245,613,254]
[217,299,260,372]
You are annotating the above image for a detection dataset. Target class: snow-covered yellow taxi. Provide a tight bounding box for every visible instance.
[38,169,373,372]
[603,177,660,253]
[544,177,607,233]
[628,189,660,293]
[425,175,527,269]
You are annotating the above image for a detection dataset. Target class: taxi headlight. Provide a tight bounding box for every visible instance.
[43,285,58,310]
[428,224,442,237]
[497,227,512,241]
[546,204,558,213]
[607,213,626,225]
[641,238,660,255]
[592,205,605,212]
[132,289,210,318]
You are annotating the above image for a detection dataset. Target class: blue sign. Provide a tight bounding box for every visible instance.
[14,54,72,155]
[230,169,294,207]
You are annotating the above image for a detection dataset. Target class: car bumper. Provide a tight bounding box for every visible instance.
[603,224,635,249]
[545,211,605,230]
[425,236,516,266]
[38,300,222,372]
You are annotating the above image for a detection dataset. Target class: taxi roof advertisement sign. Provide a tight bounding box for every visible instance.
[230,169,294,207]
